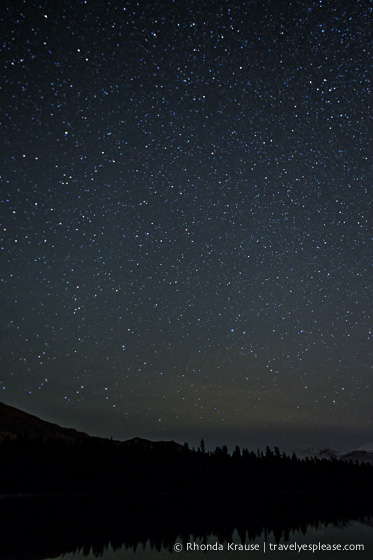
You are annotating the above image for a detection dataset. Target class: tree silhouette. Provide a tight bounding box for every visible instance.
[200,439,205,454]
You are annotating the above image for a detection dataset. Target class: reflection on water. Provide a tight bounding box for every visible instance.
[46,520,373,560]
[1,494,372,560]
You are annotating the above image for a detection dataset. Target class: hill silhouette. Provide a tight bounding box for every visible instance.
[0,402,372,502]
[0,401,92,443]
[0,401,182,452]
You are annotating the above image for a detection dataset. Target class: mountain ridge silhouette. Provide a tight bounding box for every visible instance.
[0,401,183,451]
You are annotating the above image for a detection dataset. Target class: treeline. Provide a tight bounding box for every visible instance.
[1,435,372,497]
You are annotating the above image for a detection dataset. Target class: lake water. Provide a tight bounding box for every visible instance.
[1,495,372,560]
[46,518,373,560]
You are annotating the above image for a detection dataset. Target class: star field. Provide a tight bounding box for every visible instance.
[1,0,371,450]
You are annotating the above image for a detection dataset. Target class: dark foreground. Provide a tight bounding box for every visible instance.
[2,435,373,496]
[1,436,373,559]
[1,492,373,560]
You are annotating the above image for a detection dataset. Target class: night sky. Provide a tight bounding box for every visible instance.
[1,0,371,452]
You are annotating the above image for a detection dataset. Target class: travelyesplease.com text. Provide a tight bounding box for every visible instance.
[173,541,365,553]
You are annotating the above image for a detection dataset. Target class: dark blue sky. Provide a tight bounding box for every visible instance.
[1,0,371,451]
